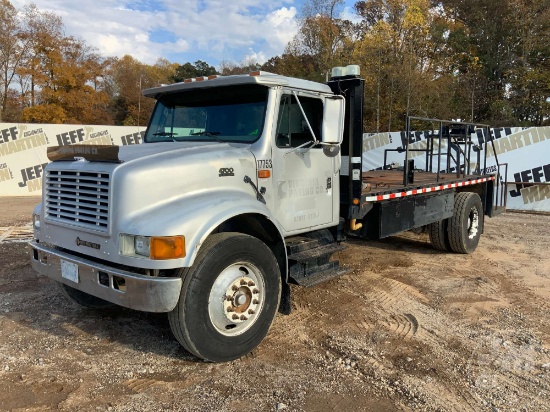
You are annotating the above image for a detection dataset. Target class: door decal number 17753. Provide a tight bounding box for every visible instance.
[257,159,272,169]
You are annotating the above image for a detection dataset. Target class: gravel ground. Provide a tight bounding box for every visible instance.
[0,197,549,411]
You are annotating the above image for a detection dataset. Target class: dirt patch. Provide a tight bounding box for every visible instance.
[0,196,40,227]
[0,198,549,411]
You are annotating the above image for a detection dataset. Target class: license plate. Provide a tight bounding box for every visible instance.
[61,259,79,283]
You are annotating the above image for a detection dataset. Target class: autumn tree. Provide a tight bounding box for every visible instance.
[353,0,451,131]
[20,34,111,124]
[436,0,550,125]
[16,4,63,112]
[105,56,177,126]
[506,0,550,125]
[172,60,217,82]
[284,0,356,82]
[0,0,24,121]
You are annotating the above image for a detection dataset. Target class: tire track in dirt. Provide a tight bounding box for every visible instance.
[123,378,166,393]
[325,261,511,410]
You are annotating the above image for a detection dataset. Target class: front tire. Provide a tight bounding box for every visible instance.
[168,233,281,362]
[448,192,483,254]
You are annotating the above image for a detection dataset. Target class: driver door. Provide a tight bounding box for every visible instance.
[272,92,336,233]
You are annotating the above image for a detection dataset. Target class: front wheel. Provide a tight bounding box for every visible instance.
[168,233,281,362]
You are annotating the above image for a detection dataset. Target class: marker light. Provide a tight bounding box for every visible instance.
[258,170,271,178]
[331,64,361,78]
[32,213,41,230]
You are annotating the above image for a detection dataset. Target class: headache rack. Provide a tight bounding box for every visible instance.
[379,117,508,216]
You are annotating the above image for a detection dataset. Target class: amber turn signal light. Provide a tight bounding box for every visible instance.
[150,236,185,260]
[258,169,271,178]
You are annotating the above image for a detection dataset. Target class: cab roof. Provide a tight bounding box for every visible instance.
[142,71,333,99]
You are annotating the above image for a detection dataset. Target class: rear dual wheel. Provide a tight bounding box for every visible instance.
[168,233,281,362]
[428,218,451,252]
[448,192,483,254]
[429,192,483,254]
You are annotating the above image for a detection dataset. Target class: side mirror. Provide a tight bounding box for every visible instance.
[323,144,340,157]
[322,96,345,144]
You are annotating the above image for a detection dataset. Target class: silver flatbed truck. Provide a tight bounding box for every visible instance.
[29,66,506,361]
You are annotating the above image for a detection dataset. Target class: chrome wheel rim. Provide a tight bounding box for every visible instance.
[208,262,265,336]
[468,207,479,239]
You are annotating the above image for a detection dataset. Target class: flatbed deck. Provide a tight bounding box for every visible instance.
[361,170,495,202]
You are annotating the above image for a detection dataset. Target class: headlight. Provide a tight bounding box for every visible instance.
[121,235,185,259]
[134,236,150,256]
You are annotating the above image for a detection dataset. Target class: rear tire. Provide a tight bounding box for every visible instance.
[58,283,114,309]
[168,233,281,362]
[448,192,483,254]
[428,219,451,251]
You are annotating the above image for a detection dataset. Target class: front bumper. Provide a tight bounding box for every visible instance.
[29,241,182,312]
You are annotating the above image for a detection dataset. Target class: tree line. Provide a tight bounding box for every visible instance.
[0,0,548,131]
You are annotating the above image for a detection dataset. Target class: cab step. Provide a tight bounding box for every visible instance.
[286,231,350,288]
[291,262,351,288]
[287,242,346,262]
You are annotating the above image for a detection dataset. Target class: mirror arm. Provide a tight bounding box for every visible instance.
[292,91,318,144]
[283,140,315,157]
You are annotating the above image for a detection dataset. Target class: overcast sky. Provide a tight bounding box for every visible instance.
[11,0,358,67]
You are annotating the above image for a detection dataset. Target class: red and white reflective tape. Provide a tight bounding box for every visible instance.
[363,176,496,202]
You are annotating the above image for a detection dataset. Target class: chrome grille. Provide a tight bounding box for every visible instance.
[46,170,110,232]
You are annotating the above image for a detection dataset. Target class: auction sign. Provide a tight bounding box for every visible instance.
[0,123,143,196]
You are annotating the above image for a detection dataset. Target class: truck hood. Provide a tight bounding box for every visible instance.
[117,141,223,163]
[113,142,259,231]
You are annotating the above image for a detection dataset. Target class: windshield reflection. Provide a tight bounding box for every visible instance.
[144,84,268,144]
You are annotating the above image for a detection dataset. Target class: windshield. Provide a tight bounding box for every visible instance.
[144,84,268,143]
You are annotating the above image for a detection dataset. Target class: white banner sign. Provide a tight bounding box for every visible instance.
[0,123,143,196]
[1,122,549,211]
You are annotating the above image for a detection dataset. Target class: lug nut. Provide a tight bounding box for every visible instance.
[247,281,255,287]
[253,299,259,304]
[240,315,248,321]
[226,296,233,301]
[232,314,239,320]
[248,309,255,315]
[226,307,234,312]
[232,285,238,291]
[253,288,259,294]
[240,279,247,285]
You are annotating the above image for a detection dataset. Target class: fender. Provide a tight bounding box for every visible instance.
[118,188,287,269]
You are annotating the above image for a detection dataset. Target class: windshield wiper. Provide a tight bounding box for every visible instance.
[153,131,178,136]
[152,131,179,141]
[190,131,225,143]
[190,131,222,136]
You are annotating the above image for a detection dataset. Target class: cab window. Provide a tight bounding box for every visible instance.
[276,94,323,148]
